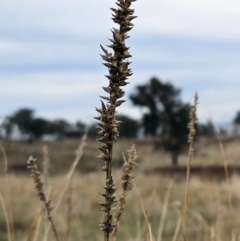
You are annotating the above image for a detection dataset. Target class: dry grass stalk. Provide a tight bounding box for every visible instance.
[23,208,44,241]
[32,211,43,241]
[43,145,50,194]
[44,133,87,240]
[182,93,198,241]
[193,211,214,240]
[211,119,233,237]
[0,192,12,241]
[113,144,137,239]
[0,144,15,241]
[66,175,73,241]
[42,145,50,241]
[231,229,240,241]
[148,223,153,241]
[27,156,59,241]
[73,210,83,240]
[95,0,137,240]
[171,203,182,241]
[134,182,153,241]
[136,216,141,240]
[54,133,86,214]
[210,226,216,241]
[157,181,173,241]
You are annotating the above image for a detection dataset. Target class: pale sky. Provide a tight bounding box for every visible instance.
[1,0,240,124]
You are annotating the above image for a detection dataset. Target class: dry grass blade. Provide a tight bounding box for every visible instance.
[171,204,182,241]
[32,212,43,241]
[193,213,216,241]
[0,144,15,241]
[149,223,153,241]
[42,145,50,241]
[182,93,198,241]
[134,182,153,241]
[157,181,173,241]
[44,133,87,240]
[135,216,141,241]
[54,134,86,213]
[211,118,233,237]
[0,192,12,241]
[23,208,44,241]
[73,210,83,240]
[210,226,216,241]
[231,229,240,241]
[43,145,50,194]
[66,175,73,241]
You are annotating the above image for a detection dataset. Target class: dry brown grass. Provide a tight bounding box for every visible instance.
[0,170,240,241]
[1,128,240,241]
[1,0,240,240]
[1,136,240,176]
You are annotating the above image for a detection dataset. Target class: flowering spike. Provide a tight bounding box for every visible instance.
[96,1,137,240]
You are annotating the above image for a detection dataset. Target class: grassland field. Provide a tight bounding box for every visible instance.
[0,137,240,241]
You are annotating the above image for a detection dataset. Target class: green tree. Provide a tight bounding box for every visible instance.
[30,118,49,139]
[9,108,35,140]
[197,121,214,137]
[117,114,139,138]
[64,121,86,138]
[130,77,191,165]
[9,108,50,140]
[233,111,240,124]
[2,117,14,140]
[6,108,87,140]
[45,119,71,138]
[88,124,98,139]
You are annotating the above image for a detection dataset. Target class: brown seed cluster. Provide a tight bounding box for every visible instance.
[182,93,199,240]
[121,144,137,194]
[27,156,59,241]
[95,0,137,240]
[114,145,137,238]
[188,93,198,148]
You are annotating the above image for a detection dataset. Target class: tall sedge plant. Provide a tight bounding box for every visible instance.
[95,0,137,240]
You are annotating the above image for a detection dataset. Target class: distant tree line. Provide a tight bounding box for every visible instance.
[0,109,139,141]
[1,77,239,166]
[0,102,214,146]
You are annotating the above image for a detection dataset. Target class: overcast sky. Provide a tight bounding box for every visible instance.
[1,0,240,125]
